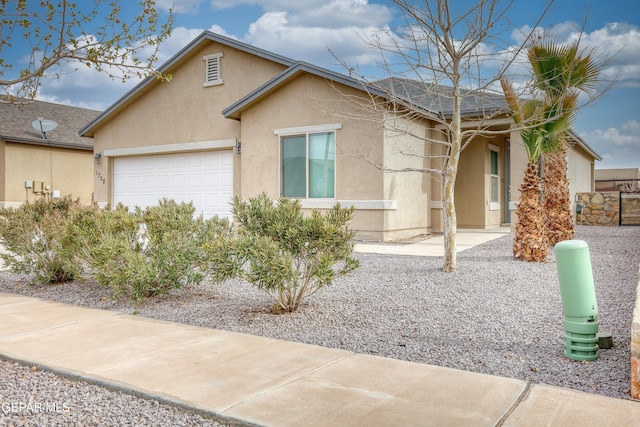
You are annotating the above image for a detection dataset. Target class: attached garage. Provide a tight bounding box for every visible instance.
[112,150,233,219]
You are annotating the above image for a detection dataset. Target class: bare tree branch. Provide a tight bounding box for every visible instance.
[320,0,557,272]
[0,0,174,101]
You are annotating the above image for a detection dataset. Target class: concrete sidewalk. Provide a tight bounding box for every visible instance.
[1,293,639,426]
[354,227,511,256]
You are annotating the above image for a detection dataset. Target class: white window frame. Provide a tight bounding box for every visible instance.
[276,123,341,200]
[489,144,500,211]
[203,52,223,87]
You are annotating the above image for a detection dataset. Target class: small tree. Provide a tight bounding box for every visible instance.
[0,0,174,100]
[503,38,604,260]
[204,194,359,313]
[330,0,553,272]
[501,78,573,261]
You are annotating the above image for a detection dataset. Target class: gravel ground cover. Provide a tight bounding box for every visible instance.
[0,360,226,426]
[0,225,638,424]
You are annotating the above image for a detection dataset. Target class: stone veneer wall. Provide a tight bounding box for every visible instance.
[576,192,620,226]
[632,264,640,400]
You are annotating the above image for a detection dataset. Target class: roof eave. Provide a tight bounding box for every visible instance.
[570,130,602,161]
[0,135,93,150]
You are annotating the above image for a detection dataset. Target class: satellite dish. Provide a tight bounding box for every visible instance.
[31,117,58,140]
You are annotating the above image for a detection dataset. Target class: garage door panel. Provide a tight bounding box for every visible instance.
[113,150,233,219]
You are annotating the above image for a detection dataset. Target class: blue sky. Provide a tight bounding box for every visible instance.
[7,0,640,169]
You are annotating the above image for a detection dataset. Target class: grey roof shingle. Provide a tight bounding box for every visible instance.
[0,98,99,150]
[372,77,509,118]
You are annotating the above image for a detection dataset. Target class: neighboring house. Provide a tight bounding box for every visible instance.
[80,31,601,241]
[0,98,99,208]
[595,168,640,191]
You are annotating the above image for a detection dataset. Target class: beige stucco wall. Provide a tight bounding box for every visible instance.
[236,73,397,240]
[508,130,530,232]
[0,140,5,202]
[508,133,597,230]
[456,138,487,228]
[90,39,289,207]
[595,168,640,191]
[1,142,93,207]
[567,144,595,204]
[381,113,430,240]
[429,131,447,233]
[454,136,509,229]
[508,131,529,207]
[596,168,640,181]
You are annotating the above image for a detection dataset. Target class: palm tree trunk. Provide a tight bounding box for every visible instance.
[514,160,548,262]
[543,148,574,246]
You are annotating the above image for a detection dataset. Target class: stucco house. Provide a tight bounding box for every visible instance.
[0,99,99,208]
[80,31,600,241]
[595,168,640,191]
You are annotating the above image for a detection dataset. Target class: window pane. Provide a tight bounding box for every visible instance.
[491,176,499,203]
[490,150,499,175]
[281,136,306,197]
[309,132,335,198]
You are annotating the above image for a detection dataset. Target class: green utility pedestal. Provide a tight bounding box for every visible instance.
[554,240,599,361]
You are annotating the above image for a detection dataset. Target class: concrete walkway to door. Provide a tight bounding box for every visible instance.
[354,227,511,257]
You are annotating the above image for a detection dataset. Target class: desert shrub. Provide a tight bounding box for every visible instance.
[204,193,359,313]
[0,196,85,283]
[73,199,232,302]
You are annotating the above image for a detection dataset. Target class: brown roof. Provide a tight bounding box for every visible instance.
[0,98,99,150]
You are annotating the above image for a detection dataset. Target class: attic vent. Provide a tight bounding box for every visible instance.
[203,52,223,87]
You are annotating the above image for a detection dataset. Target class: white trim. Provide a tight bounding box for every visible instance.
[299,199,397,210]
[0,201,23,209]
[104,139,236,157]
[430,200,443,209]
[489,145,500,205]
[509,201,518,211]
[274,123,342,135]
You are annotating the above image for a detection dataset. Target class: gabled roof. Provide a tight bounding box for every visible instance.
[79,30,600,162]
[223,61,384,120]
[80,31,297,137]
[223,68,509,121]
[0,98,98,150]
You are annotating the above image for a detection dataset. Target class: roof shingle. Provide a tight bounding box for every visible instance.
[0,99,99,150]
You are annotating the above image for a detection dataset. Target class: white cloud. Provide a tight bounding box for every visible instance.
[580,120,640,168]
[156,0,202,14]
[204,0,390,69]
[586,120,640,147]
[510,21,640,88]
[152,26,208,63]
[37,61,139,110]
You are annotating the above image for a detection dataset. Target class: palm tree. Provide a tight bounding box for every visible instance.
[501,78,575,262]
[501,79,546,261]
[527,42,600,246]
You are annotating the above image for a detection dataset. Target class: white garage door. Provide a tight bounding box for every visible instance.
[113,150,233,219]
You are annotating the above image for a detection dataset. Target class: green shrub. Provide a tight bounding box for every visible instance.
[204,194,359,313]
[0,196,84,283]
[73,199,232,302]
